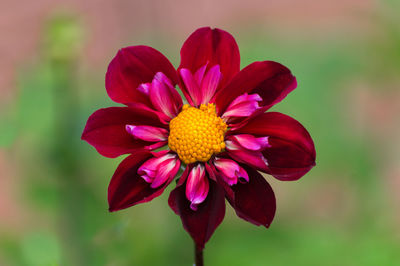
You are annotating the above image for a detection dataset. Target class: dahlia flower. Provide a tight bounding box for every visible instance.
[82,27,316,259]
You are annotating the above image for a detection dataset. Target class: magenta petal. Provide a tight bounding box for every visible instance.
[180,65,222,106]
[149,72,183,118]
[215,61,296,115]
[108,150,171,211]
[225,140,269,172]
[220,166,276,227]
[125,125,168,142]
[179,27,240,95]
[150,157,181,189]
[137,83,150,95]
[237,167,249,183]
[200,65,222,104]
[144,141,168,151]
[213,157,248,186]
[106,46,178,105]
[168,179,226,249]
[231,134,270,151]
[222,93,262,121]
[180,68,202,106]
[194,64,207,85]
[234,112,316,180]
[137,152,176,182]
[185,164,209,210]
[81,107,166,158]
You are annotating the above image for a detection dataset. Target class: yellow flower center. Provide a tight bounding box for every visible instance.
[168,103,227,164]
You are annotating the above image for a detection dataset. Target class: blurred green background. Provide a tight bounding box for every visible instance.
[1,0,400,265]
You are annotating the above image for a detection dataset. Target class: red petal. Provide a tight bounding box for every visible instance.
[106,46,178,105]
[168,178,225,249]
[217,165,276,227]
[233,112,316,180]
[81,107,167,158]
[215,61,296,115]
[179,27,240,96]
[108,150,171,211]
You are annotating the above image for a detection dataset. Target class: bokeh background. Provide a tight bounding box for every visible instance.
[1,0,400,265]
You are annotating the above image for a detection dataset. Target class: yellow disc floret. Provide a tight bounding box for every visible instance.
[168,103,228,164]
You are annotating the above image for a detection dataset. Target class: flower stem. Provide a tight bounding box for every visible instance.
[194,243,204,266]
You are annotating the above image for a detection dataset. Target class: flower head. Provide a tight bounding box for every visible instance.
[82,27,316,250]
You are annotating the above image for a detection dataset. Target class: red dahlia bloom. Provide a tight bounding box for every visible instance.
[82,27,316,249]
